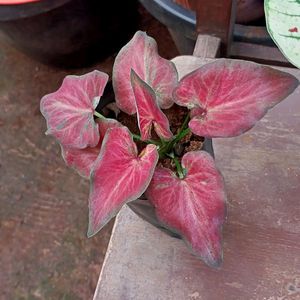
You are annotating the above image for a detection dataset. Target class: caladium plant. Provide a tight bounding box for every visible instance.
[40,31,299,267]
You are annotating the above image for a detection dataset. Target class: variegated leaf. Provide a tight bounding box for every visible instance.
[88,126,159,237]
[146,151,226,267]
[40,70,108,148]
[173,59,299,138]
[113,31,178,114]
[131,70,173,141]
[61,118,122,178]
[265,0,300,68]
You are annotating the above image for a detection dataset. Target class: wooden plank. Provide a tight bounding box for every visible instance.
[193,34,221,58]
[189,0,236,55]
[94,56,300,300]
[231,41,291,67]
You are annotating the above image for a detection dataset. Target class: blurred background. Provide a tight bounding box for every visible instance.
[0,1,178,299]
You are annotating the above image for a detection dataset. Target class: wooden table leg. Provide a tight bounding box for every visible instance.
[189,0,236,56]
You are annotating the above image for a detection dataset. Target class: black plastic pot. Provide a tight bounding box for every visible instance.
[0,0,138,67]
[139,0,272,54]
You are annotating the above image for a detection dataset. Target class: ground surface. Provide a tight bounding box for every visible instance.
[0,5,178,300]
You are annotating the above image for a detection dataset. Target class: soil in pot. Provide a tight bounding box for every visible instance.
[118,102,204,160]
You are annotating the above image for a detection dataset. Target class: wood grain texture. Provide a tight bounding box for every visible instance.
[193,35,221,58]
[231,42,290,66]
[94,56,300,300]
[189,0,236,55]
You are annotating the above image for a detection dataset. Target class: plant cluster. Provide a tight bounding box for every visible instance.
[41,31,298,267]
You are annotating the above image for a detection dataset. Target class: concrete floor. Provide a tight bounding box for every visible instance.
[0,6,178,300]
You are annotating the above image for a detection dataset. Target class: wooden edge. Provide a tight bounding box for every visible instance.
[230,41,291,67]
[171,56,214,79]
[93,213,121,300]
[189,0,236,56]
[193,34,221,58]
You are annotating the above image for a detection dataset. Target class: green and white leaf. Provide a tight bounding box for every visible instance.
[265,0,300,68]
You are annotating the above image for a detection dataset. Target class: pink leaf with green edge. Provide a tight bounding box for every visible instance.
[97,118,123,146]
[113,31,178,114]
[146,151,226,267]
[88,126,159,237]
[173,59,299,138]
[61,145,100,179]
[61,118,122,178]
[131,70,173,141]
[40,70,109,149]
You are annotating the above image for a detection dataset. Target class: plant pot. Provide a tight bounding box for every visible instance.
[98,73,215,239]
[139,0,271,54]
[0,0,138,67]
[128,138,214,239]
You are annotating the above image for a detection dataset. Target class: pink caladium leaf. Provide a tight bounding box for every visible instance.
[113,31,178,114]
[61,118,122,178]
[146,151,226,267]
[173,59,299,138]
[97,118,123,146]
[88,126,159,237]
[40,70,109,148]
[62,146,100,179]
[131,70,173,141]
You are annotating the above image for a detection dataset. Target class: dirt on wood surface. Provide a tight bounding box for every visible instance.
[0,5,178,300]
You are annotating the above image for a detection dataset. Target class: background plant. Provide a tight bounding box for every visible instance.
[265,0,300,68]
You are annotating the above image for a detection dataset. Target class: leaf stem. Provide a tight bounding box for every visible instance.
[132,133,141,140]
[180,113,190,132]
[94,111,105,119]
[132,134,161,146]
[159,113,191,156]
[94,111,161,147]
[173,156,184,179]
[173,128,191,145]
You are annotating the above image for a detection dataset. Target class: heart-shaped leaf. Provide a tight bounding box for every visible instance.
[40,70,109,149]
[88,126,159,237]
[113,31,178,114]
[173,59,299,138]
[146,151,226,267]
[265,0,300,68]
[61,118,122,178]
[131,70,173,141]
